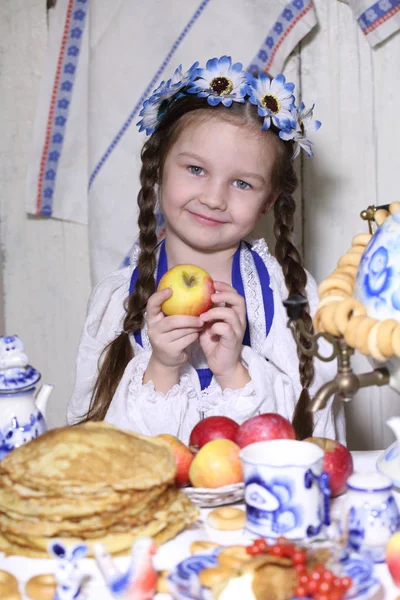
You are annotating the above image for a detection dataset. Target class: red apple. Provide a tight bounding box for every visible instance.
[157,264,214,316]
[156,434,194,487]
[304,437,353,497]
[386,531,400,586]
[236,413,295,448]
[189,416,239,450]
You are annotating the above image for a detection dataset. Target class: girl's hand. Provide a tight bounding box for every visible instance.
[146,288,204,369]
[199,281,249,387]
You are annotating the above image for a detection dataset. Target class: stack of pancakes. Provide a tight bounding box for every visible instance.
[0,422,198,557]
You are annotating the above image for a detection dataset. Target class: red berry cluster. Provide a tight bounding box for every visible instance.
[246,538,352,600]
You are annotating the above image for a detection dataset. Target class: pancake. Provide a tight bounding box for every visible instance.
[1,422,176,492]
[0,423,199,557]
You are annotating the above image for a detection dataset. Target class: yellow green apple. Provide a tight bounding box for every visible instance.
[157,264,214,316]
[156,433,194,487]
[387,531,400,586]
[189,439,243,488]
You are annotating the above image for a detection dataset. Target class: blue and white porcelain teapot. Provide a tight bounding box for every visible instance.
[0,335,53,460]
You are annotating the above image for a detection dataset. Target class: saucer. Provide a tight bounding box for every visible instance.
[376,442,400,489]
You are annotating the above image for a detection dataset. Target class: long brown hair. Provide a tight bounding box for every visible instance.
[80,93,315,439]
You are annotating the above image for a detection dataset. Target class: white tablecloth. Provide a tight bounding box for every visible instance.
[1,450,399,599]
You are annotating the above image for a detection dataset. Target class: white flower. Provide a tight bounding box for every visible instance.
[136,97,161,136]
[248,73,296,131]
[188,55,249,107]
[279,102,321,158]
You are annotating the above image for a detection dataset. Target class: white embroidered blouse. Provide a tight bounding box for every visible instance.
[68,239,346,445]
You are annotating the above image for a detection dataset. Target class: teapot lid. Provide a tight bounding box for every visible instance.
[0,335,41,394]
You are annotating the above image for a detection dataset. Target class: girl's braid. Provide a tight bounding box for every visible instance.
[273,191,315,440]
[78,133,162,422]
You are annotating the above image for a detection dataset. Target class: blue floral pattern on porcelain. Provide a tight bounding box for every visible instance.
[0,411,47,460]
[354,208,400,321]
[168,548,380,600]
[0,335,52,460]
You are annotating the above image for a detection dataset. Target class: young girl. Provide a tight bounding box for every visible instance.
[68,56,345,443]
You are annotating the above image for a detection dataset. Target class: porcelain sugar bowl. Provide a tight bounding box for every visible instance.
[0,335,53,460]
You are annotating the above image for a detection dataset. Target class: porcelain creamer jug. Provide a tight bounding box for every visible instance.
[0,335,53,460]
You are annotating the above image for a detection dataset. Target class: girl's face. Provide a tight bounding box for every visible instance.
[160,116,278,254]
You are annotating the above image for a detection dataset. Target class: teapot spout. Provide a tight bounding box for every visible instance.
[386,417,400,444]
[35,384,54,419]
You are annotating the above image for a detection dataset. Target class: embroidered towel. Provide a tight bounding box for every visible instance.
[25,0,317,283]
[348,0,400,47]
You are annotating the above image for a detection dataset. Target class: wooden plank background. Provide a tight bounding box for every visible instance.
[1,0,399,449]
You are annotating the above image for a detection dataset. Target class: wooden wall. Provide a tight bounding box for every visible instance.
[1,0,399,449]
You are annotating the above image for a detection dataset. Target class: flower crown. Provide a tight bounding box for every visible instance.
[137,55,321,158]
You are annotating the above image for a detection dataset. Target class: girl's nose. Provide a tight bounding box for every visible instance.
[200,181,227,210]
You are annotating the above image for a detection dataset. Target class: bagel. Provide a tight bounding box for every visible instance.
[375,209,389,226]
[318,277,353,297]
[376,319,398,358]
[338,253,362,268]
[368,323,387,362]
[190,540,221,555]
[354,317,378,355]
[0,571,18,598]
[156,570,171,594]
[25,574,56,600]
[344,315,368,348]
[351,233,372,247]
[333,298,366,336]
[207,507,246,531]
[217,545,250,569]
[392,325,400,358]
[198,565,235,588]
[347,245,366,256]
[389,202,400,215]
[319,288,350,300]
[333,264,358,278]
[319,303,342,337]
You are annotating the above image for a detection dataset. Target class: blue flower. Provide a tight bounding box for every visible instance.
[55,116,66,126]
[266,36,274,49]
[70,27,82,39]
[58,98,70,109]
[64,63,76,75]
[274,22,283,34]
[136,97,162,136]
[52,133,63,143]
[44,188,53,199]
[248,73,295,130]
[258,50,268,62]
[137,61,200,135]
[45,169,56,180]
[188,56,249,107]
[151,61,198,100]
[48,150,60,162]
[61,81,72,92]
[68,46,79,57]
[279,102,321,158]
[283,8,293,20]
[73,9,85,21]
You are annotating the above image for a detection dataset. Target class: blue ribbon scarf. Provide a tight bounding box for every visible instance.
[129,240,274,390]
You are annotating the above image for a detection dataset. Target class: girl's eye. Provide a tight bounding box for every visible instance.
[234,179,251,190]
[188,166,204,176]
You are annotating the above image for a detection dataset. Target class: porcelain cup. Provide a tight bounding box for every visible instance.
[239,439,331,540]
[343,471,400,563]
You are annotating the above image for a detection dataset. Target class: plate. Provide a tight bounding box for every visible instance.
[167,547,382,600]
[376,442,400,488]
[181,483,244,507]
